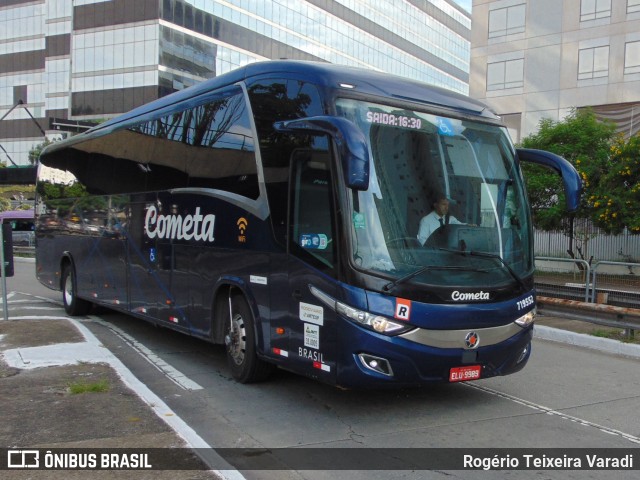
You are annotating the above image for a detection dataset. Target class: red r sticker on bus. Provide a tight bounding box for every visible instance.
[394,298,411,321]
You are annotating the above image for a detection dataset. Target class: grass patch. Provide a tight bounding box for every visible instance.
[590,329,638,344]
[68,378,110,394]
[591,329,614,338]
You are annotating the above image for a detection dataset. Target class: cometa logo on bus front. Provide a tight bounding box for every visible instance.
[145,205,216,242]
[451,290,490,301]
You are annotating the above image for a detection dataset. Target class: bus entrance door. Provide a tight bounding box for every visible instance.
[286,148,338,381]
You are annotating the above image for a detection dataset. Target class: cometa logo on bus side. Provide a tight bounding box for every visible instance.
[145,205,216,242]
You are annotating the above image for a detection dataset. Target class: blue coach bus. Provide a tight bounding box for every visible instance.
[35,61,581,388]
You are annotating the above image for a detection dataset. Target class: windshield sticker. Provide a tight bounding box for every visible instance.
[353,212,366,229]
[366,111,423,130]
[437,117,456,136]
[300,233,328,250]
[394,298,412,321]
[304,323,320,349]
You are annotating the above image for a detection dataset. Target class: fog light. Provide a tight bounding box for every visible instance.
[517,344,529,364]
[358,353,393,376]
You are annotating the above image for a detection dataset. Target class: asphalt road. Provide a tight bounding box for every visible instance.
[4,260,640,480]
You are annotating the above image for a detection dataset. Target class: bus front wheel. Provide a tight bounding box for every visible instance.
[225,293,273,383]
[61,263,92,316]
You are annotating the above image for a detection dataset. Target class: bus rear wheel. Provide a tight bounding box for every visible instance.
[225,293,273,383]
[61,263,92,316]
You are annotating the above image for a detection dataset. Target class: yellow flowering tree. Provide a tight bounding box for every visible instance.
[589,134,640,234]
[520,108,616,231]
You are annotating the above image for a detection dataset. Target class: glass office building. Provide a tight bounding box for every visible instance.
[1,0,470,166]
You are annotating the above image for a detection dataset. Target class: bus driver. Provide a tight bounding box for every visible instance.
[417,195,463,246]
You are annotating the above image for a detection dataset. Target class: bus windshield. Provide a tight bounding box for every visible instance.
[335,98,533,288]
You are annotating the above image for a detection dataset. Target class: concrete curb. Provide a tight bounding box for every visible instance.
[1,314,244,480]
[534,324,640,359]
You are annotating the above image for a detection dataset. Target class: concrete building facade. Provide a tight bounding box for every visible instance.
[0,0,471,166]
[470,0,640,142]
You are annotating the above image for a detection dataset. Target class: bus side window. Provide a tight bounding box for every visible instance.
[289,148,336,272]
[247,77,323,247]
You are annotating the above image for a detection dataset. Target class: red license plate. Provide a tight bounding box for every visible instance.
[449,365,481,382]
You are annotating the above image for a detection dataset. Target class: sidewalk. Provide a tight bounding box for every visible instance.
[1,259,639,478]
[535,315,640,359]
[0,290,222,478]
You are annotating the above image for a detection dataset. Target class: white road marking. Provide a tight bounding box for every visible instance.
[6,315,74,321]
[71,317,245,480]
[89,316,204,391]
[1,309,245,480]
[9,306,63,311]
[464,382,640,445]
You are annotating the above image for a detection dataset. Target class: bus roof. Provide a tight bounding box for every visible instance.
[41,61,497,157]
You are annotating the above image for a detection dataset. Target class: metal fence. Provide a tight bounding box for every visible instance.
[534,225,640,308]
[535,257,640,309]
[534,228,639,264]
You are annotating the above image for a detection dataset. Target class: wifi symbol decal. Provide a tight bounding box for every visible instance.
[237,217,248,243]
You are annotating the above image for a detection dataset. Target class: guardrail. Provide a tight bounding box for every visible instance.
[535,257,591,302]
[537,296,639,340]
[535,256,640,339]
[535,257,640,307]
[591,261,639,305]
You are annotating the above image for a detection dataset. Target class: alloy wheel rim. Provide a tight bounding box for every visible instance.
[64,275,73,306]
[228,313,246,366]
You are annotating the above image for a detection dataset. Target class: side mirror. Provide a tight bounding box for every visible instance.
[516,148,583,212]
[274,116,370,190]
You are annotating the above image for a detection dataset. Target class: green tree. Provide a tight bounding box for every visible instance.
[28,138,53,165]
[519,109,618,260]
[0,197,11,212]
[589,134,640,234]
[520,108,617,228]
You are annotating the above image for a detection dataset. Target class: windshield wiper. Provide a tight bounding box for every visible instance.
[469,250,527,291]
[438,247,526,291]
[383,265,477,293]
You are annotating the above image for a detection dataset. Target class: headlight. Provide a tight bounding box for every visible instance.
[310,285,412,336]
[515,308,536,327]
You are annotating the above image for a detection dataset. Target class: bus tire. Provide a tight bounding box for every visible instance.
[61,263,92,316]
[225,293,273,383]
